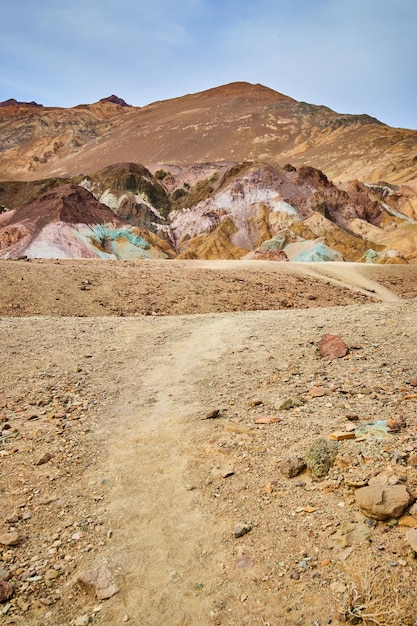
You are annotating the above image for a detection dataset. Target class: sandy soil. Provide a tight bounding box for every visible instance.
[1,260,417,626]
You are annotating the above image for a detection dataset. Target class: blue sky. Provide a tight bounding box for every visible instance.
[1,0,416,129]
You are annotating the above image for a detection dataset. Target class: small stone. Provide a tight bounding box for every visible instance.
[44,569,59,585]
[77,563,119,600]
[407,451,417,468]
[0,568,10,581]
[74,615,89,626]
[203,409,221,420]
[0,532,22,546]
[409,376,417,387]
[250,399,263,407]
[280,456,306,478]
[405,528,417,551]
[123,616,130,623]
[36,452,53,466]
[317,334,349,361]
[240,593,248,602]
[355,484,413,520]
[254,416,280,424]
[329,431,356,441]
[330,581,346,594]
[387,417,406,431]
[236,554,253,569]
[278,398,294,411]
[0,580,14,602]
[398,515,417,528]
[308,386,326,398]
[233,523,252,538]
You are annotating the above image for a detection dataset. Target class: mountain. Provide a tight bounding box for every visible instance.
[1,82,417,185]
[1,82,417,262]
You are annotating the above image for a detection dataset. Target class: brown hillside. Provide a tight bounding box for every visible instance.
[1,82,416,185]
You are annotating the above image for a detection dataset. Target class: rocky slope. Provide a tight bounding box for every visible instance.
[2,161,417,262]
[0,184,173,260]
[1,82,417,185]
[1,82,417,261]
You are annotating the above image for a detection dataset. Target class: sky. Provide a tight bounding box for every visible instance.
[1,0,417,129]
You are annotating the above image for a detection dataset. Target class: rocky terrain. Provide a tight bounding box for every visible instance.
[1,83,417,185]
[1,82,417,263]
[1,260,417,625]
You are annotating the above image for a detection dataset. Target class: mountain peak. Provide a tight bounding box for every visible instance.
[99,95,130,107]
[0,98,43,108]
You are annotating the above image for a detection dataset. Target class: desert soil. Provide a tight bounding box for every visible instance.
[1,260,417,626]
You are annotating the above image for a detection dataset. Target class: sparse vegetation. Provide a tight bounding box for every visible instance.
[337,554,416,625]
[304,438,339,477]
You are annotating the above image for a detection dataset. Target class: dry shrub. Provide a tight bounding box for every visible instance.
[337,553,416,625]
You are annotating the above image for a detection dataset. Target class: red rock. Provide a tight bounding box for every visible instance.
[317,334,349,361]
[308,386,326,397]
[0,580,14,602]
[254,416,280,424]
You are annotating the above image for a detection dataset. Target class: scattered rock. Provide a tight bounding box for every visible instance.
[233,523,252,538]
[308,386,326,397]
[398,515,417,528]
[77,563,119,600]
[405,528,417,551]
[328,431,356,441]
[236,554,253,569]
[0,568,10,581]
[74,615,89,626]
[330,581,347,594]
[254,416,280,424]
[328,520,374,549]
[387,416,406,431]
[317,334,349,360]
[280,456,306,478]
[36,452,54,465]
[407,451,417,468]
[0,531,22,546]
[203,409,222,420]
[355,484,413,520]
[0,580,14,602]
[277,398,294,411]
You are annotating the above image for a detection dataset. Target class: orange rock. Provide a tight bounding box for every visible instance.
[254,416,280,424]
[328,431,356,441]
[398,515,417,528]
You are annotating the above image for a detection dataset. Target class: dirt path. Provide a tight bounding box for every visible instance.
[98,316,239,625]
[293,262,402,302]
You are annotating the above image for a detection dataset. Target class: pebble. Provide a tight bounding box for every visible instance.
[77,563,119,600]
[0,580,14,602]
[0,532,22,546]
[317,334,349,361]
[74,615,89,626]
[36,452,54,466]
[233,523,252,538]
[405,528,417,551]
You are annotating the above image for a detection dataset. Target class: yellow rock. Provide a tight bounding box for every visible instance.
[328,431,356,441]
[398,515,417,528]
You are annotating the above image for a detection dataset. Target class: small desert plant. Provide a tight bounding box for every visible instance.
[304,438,339,478]
[337,553,416,625]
